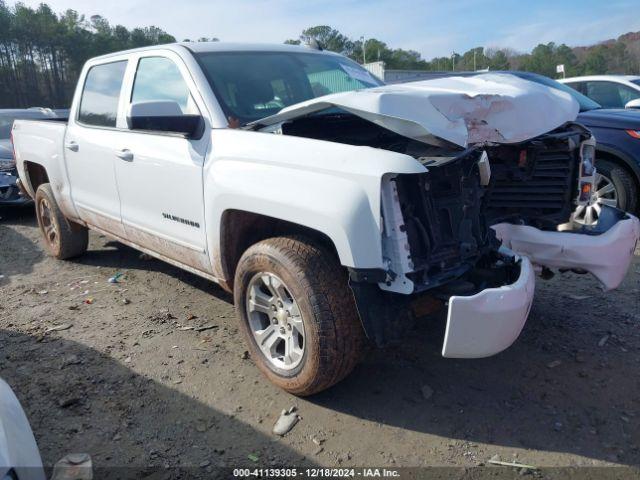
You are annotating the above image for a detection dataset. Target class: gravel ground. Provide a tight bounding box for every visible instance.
[1,205,639,478]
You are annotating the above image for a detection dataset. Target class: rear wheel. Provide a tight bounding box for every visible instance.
[35,183,88,259]
[574,159,638,225]
[233,236,365,396]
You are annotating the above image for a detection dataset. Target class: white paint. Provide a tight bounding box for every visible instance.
[442,256,535,358]
[379,175,414,293]
[205,128,425,271]
[255,73,580,148]
[12,43,426,277]
[11,43,638,363]
[493,215,640,291]
[0,379,45,480]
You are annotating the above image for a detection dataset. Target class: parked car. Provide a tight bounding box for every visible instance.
[559,75,640,109]
[508,73,640,224]
[11,43,640,395]
[406,71,640,225]
[0,108,61,206]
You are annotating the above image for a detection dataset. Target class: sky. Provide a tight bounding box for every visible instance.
[18,0,640,59]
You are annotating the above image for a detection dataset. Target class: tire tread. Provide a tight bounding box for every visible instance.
[234,235,365,396]
[35,183,88,259]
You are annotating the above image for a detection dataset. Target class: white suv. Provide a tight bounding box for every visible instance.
[560,75,640,109]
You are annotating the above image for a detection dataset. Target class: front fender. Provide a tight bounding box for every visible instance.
[204,129,426,275]
[208,159,382,268]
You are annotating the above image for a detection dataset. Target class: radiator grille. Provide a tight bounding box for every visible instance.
[485,148,577,225]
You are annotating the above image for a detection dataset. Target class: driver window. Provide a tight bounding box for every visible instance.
[131,56,199,114]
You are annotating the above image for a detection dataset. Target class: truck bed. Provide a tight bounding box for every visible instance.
[12,118,67,200]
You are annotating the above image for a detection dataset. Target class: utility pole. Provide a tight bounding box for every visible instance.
[452,51,456,71]
[360,36,367,64]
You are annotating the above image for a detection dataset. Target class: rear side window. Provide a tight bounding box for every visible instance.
[131,57,198,114]
[566,81,586,95]
[584,81,640,108]
[78,61,127,127]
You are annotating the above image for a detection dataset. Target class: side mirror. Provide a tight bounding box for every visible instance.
[625,98,640,109]
[127,101,204,138]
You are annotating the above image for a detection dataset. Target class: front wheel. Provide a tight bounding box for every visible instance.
[574,159,638,225]
[233,236,365,396]
[35,183,88,259]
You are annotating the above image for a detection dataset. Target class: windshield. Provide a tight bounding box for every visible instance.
[195,51,383,124]
[631,79,640,87]
[0,111,51,139]
[511,72,601,112]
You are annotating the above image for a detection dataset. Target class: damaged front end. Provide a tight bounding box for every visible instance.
[254,74,639,358]
[351,123,638,356]
[382,123,594,294]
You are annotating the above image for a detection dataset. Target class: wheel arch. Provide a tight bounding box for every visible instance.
[22,161,50,198]
[596,145,640,188]
[218,209,340,292]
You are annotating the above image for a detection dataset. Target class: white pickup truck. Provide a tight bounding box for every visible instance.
[12,42,640,395]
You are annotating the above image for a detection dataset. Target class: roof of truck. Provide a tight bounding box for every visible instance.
[181,41,337,54]
[91,41,338,61]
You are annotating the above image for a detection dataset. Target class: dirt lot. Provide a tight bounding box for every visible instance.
[1,205,639,477]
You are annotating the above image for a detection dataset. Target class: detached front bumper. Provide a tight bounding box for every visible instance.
[354,210,638,358]
[493,212,640,291]
[442,256,535,358]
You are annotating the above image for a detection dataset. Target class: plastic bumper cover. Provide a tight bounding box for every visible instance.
[492,215,640,291]
[442,256,535,358]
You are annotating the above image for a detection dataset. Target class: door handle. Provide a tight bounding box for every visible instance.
[115,149,134,162]
[65,141,79,152]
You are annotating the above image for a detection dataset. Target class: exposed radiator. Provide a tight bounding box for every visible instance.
[485,146,578,228]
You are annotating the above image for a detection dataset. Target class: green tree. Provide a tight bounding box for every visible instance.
[0,1,175,108]
[555,43,580,76]
[457,47,488,71]
[583,45,608,75]
[297,25,354,56]
[487,49,510,70]
[519,43,558,77]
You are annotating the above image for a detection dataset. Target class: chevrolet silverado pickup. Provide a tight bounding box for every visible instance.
[11,42,640,395]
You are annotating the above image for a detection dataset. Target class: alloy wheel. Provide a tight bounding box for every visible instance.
[245,272,305,370]
[573,172,618,225]
[38,197,59,250]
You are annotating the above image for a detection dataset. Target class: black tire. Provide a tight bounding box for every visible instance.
[597,159,638,214]
[35,183,88,259]
[233,236,365,396]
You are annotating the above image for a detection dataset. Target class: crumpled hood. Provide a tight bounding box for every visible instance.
[253,73,580,148]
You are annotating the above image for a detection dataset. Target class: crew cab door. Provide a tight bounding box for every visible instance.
[113,52,212,274]
[65,58,129,237]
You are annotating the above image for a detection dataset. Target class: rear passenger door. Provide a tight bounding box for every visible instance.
[65,59,128,236]
[114,52,212,274]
